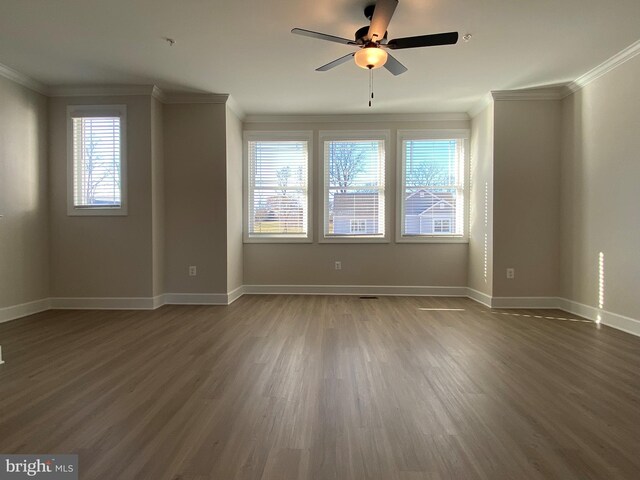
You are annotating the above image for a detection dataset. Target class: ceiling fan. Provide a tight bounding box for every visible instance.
[291,0,459,76]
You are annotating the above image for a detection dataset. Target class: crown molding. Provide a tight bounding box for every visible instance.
[152,87,231,106]
[491,86,568,101]
[243,112,469,124]
[225,95,246,121]
[467,85,569,117]
[151,85,167,103]
[468,93,493,118]
[48,84,156,97]
[4,39,639,114]
[160,92,229,104]
[48,84,231,106]
[566,39,640,95]
[0,62,48,95]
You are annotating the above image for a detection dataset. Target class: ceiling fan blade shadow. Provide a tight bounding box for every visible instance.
[387,32,458,50]
[383,53,407,75]
[292,28,357,45]
[316,52,356,71]
[367,0,398,42]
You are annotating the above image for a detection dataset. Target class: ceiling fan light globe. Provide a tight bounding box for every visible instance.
[354,47,388,69]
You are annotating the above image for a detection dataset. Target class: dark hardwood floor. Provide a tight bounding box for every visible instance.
[1,295,639,479]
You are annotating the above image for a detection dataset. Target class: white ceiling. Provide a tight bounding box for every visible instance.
[0,0,639,114]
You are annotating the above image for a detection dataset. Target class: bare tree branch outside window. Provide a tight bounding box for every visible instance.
[329,142,366,193]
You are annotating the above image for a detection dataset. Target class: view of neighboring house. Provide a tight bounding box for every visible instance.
[253,194,304,233]
[404,189,457,235]
[331,190,456,235]
[332,192,380,235]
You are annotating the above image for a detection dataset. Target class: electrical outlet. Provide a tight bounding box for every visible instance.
[189,266,197,276]
[506,268,515,279]
[335,261,342,270]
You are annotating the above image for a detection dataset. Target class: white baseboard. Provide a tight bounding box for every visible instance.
[227,286,245,304]
[0,298,51,323]
[50,296,158,310]
[557,298,640,337]
[242,284,468,297]
[152,294,165,309]
[466,288,492,307]
[2,290,639,339]
[490,296,559,309]
[163,293,229,305]
[2,292,234,320]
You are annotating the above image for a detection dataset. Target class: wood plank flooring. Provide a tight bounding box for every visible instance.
[1,295,639,479]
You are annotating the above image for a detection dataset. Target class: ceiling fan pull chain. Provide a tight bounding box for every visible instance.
[369,67,373,107]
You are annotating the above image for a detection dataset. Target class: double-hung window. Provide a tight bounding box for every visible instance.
[244,132,312,242]
[67,105,127,215]
[398,130,468,242]
[321,131,388,241]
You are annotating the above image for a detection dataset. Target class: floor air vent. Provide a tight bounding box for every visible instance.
[359,296,379,300]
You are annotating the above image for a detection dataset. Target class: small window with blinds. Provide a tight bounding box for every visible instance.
[245,132,312,242]
[398,130,468,242]
[67,105,127,216]
[321,131,388,241]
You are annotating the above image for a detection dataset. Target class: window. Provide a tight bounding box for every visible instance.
[350,219,366,233]
[433,219,451,233]
[67,105,127,215]
[321,131,388,241]
[398,130,468,242]
[244,132,312,242]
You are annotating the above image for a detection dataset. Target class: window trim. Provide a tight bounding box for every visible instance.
[66,104,128,216]
[243,131,313,243]
[396,129,470,244]
[319,130,390,244]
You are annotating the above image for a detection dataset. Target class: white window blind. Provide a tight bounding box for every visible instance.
[69,106,124,211]
[247,140,309,238]
[400,137,465,238]
[324,139,385,238]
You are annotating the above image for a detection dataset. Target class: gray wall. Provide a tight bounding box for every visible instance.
[226,106,243,293]
[468,104,494,296]
[561,54,640,320]
[0,76,49,309]
[163,103,228,294]
[492,99,562,297]
[3,51,640,323]
[243,119,470,287]
[49,95,154,298]
[151,97,165,297]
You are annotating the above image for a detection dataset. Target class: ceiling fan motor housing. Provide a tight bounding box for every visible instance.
[355,25,387,44]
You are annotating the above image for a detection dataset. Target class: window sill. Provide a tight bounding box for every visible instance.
[67,207,128,217]
[396,236,469,244]
[320,236,390,244]
[244,236,312,244]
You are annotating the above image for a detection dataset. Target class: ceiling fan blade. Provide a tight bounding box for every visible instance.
[316,52,355,71]
[292,28,356,45]
[367,0,398,41]
[383,52,407,76]
[387,31,459,50]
